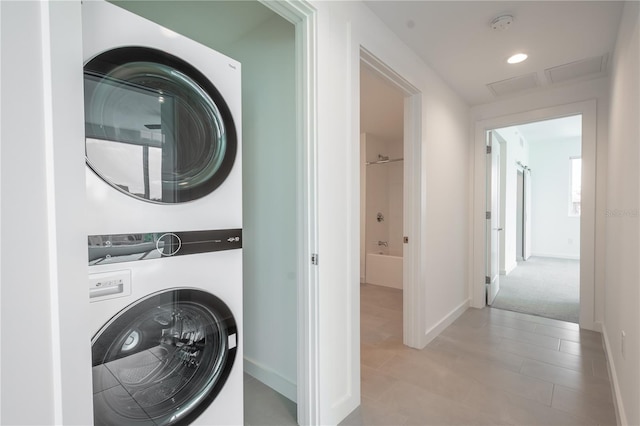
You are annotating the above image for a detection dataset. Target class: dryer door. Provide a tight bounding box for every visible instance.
[84,47,237,203]
[92,288,237,426]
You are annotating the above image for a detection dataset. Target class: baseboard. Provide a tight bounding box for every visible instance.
[530,252,580,260]
[244,356,297,403]
[590,320,602,333]
[502,261,517,275]
[601,325,627,426]
[579,318,602,333]
[421,299,470,347]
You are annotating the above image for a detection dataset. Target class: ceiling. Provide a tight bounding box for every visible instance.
[360,66,405,142]
[363,1,625,106]
[116,1,614,145]
[361,64,583,145]
[361,66,583,146]
[512,114,582,143]
[496,114,582,151]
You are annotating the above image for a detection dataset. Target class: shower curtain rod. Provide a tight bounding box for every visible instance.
[365,157,404,165]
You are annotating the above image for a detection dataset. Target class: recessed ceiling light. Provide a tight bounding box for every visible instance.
[507,53,528,64]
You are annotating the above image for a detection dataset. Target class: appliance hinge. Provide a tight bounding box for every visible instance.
[485,276,491,284]
[486,211,491,220]
[486,145,492,154]
[311,253,319,266]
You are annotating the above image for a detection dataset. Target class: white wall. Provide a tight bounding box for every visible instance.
[529,136,581,259]
[1,1,472,424]
[362,133,403,258]
[229,16,298,402]
[364,134,390,255]
[110,1,299,402]
[1,2,93,424]
[1,4,56,422]
[603,2,639,424]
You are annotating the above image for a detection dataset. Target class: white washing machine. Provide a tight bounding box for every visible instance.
[83,2,243,425]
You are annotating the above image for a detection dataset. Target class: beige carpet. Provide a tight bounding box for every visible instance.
[491,256,580,323]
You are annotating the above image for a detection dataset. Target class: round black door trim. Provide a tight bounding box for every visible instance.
[91,288,237,425]
[84,46,238,204]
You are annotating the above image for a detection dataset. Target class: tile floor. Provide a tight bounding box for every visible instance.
[244,283,617,425]
[342,283,616,426]
[244,372,297,426]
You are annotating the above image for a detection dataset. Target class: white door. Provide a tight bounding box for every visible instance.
[486,131,501,305]
[523,168,532,260]
[516,171,524,260]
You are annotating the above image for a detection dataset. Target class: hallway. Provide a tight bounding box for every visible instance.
[342,283,615,425]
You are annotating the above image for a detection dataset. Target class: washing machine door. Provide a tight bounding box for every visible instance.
[84,47,237,203]
[91,288,237,425]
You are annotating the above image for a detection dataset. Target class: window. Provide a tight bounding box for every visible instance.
[570,157,581,216]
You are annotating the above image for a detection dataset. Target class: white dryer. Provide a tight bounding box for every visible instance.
[82,2,243,425]
[83,1,241,231]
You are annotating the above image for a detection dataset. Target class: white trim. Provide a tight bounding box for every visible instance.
[40,3,64,422]
[244,357,297,403]
[592,320,603,334]
[471,100,598,331]
[601,326,628,425]
[259,1,319,425]
[530,252,581,260]
[43,2,94,423]
[422,300,470,347]
[501,261,517,276]
[359,48,424,349]
[0,2,3,420]
[404,88,424,349]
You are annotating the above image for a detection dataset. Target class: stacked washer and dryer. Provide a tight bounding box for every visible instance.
[83,2,243,424]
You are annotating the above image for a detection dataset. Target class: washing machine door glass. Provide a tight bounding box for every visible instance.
[84,47,237,203]
[91,288,237,425]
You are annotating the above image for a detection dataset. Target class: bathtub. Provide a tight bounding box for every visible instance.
[365,252,403,289]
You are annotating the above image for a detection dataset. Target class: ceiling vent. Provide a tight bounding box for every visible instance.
[487,72,539,97]
[545,54,608,84]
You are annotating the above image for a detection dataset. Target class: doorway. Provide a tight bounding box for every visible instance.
[359,61,406,367]
[358,48,423,350]
[107,2,318,424]
[360,66,405,289]
[472,100,598,329]
[486,115,583,323]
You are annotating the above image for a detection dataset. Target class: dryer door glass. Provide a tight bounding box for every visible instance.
[84,47,237,203]
[92,289,237,425]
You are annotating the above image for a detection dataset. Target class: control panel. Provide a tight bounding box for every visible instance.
[89,270,132,302]
[88,228,242,266]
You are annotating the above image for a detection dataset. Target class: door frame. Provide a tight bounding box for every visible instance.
[359,47,424,348]
[471,100,598,331]
[258,1,318,424]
